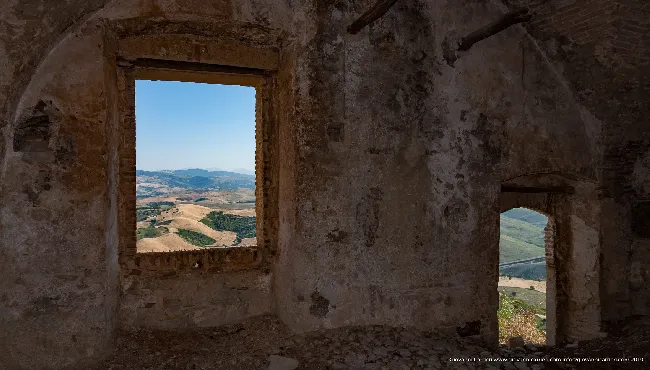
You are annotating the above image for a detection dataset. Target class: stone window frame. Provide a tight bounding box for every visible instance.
[115,52,279,277]
[499,173,602,346]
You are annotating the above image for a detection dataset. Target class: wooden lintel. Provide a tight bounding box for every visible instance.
[119,58,272,77]
[501,185,575,194]
[348,0,399,35]
[443,8,532,66]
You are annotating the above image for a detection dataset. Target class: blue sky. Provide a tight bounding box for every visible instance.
[135,80,256,172]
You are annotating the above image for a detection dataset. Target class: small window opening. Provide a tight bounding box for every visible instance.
[135,80,257,253]
[497,207,548,345]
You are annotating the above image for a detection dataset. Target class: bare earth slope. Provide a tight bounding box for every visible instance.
[137,203,245,252]
[137,233,201,253]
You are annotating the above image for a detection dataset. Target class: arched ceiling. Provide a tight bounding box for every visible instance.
[2,0,647,197]
[1,0,111,120]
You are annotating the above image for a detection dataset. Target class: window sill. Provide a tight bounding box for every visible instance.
[128,246,264,277]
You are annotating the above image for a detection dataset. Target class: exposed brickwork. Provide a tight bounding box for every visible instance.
[612,0,650,66]
[502,0,650,209]
[544,216,555,265]
[130,247,264,277]
[507,0,649,60]
[116,64,278,274]
[526,0,616,46]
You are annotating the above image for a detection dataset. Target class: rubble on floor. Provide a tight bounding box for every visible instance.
[93,315,649,370]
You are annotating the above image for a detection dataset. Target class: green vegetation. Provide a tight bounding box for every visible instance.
[136,207,162,222]
[499,208,547,279]
[498,286,546,310]
[201,211,256,245]
[136,226,166,240]
[500,262,546,281]
[148,201,175,207]
[503,208,548,228]
[136,203,174,222]
[175,229,216,247]
[497,209,548,343]
[499,235,544,263]
[498,292,546,344]
[194,197,208,202]
[500,214,545,248]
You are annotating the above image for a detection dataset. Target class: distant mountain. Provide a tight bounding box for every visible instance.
[136,168,255,198]
[230,168,255,176]
[172,167,255,176]
[166,168,254,178]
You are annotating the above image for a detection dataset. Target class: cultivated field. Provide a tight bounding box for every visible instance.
[498,276,546,293]
[136,189,256,253]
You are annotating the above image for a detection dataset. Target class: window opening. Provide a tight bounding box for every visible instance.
[497,207,548,345]
[135,80,257,253]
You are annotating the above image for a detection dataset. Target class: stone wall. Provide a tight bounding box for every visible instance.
[508,0,650,322]
[0,22,118,370]
[119,249,271,329]
[0,0,647,369]
[0,1,290,369]
[274,0,601,346]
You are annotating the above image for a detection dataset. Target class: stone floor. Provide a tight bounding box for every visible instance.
[92,316,649,370]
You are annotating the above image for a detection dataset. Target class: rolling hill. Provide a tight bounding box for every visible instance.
[502,208,548,228]
[499,208,547,280]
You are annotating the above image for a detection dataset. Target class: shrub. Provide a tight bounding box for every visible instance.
[136,227,165,240]
[498,292,546,344]
[136,203,174,222]
[200,211,256,245]
[176,229,216,247]
[136,207,162,222]
[147,201,175,207]
[499,262,546,281]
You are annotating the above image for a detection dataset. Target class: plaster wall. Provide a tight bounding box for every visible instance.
[0,23,116,369]
[119,250,272,329]
[273,0,601,346]
[0,0,635,369]
[0,1,291,369]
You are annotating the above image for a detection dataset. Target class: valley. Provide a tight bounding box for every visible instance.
[135,169,256,253]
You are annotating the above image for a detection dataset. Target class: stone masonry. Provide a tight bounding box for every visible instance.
[0,1,648,369]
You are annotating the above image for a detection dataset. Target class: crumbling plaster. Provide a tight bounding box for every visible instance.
[274,0,602,346]
[0,0,646,369]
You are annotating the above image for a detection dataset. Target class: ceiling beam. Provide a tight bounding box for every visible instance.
[348,0,399,35]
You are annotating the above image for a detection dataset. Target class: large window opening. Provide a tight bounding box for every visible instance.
[135,80,257,253]
[497,207,549,345]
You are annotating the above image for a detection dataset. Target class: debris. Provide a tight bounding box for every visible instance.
[508,336,525,348]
